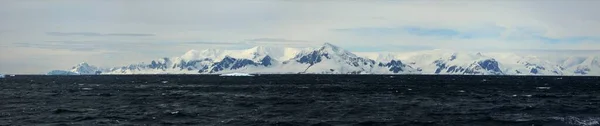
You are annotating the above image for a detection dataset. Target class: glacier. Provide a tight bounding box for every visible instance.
[48,43,600,76]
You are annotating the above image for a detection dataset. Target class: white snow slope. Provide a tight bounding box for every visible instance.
[48,43,600,76]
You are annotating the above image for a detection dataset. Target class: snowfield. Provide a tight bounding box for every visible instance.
[48,43,600,76]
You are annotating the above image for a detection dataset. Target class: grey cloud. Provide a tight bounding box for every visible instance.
[13,42,100,51]
[12,40,248,52]
[46,32,155,37]
[181,42,243,45]
[13,41,150,52]
[244,38,318,47]
[247,38,311,43]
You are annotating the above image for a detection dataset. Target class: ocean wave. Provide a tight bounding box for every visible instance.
[550,116,600,126]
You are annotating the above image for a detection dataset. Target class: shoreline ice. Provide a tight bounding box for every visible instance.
[219,73,255,77]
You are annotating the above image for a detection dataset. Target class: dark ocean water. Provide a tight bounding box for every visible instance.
[1,75,600,126]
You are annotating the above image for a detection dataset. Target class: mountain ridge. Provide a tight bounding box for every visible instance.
[48,43,600,76]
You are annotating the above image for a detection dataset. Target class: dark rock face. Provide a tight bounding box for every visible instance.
[104,55,276,74]
[434,60,447,74]
[379,60,406,73]
[574,68,590,75]
[209,56,273,73]
[524,63,546,70]
[198,66,209,73]
[530,68,539,74]
[523,62,547,74]
[296,51,326,65]
[176,59,212,71]
[121,57,215,73]
[447,66,456,73]
[294,49,375,71]
[124,64,140,71]
[148,61,162,69]
[446,66,466,73]
[478,59,502,73]
[260,56,273,67]
[449,54,457,61]
[231,59,257,70]
[552,70,559,74]
[210,57,240,73]
[433,59,502,75]
[462,59,502,75]
[432,60,468,74]
[147,58,171,70]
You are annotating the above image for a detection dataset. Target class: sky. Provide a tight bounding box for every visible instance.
[1,0,600,74]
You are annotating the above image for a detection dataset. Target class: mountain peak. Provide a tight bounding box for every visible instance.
[202,48,221,53]
[70,62,101,74]
[322,42,341,49]
[185,49,199,54]
[250,45,266,50]
[582,56,600,66]
[318,42,356,57]
[248,45,270,54]
[77,62,90,67]
[244,46,279,60]
[181,49,201,61]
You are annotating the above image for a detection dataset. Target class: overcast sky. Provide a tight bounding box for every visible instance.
[1,0,599,74]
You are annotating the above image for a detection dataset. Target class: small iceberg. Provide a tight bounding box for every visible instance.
[536,87,551,90]
[0,74,4,78]
[219,73,255,77]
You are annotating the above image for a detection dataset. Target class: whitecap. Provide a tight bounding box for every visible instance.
[550,116,600,126]
[536,87,551,90]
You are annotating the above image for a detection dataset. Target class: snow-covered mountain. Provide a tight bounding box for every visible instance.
[48,43,600,76]
[567,56,600,75]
